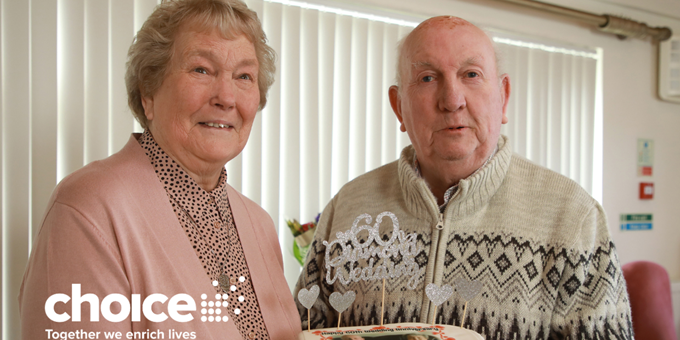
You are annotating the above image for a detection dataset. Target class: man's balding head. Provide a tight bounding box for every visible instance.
[396,16,499,89]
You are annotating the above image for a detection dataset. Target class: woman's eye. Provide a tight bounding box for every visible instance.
[467,71,479,78]
[422,75,434,82]
[194,67,208,75]
[239,73,253,81]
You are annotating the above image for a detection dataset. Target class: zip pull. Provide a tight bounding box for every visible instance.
[435,212,444,230]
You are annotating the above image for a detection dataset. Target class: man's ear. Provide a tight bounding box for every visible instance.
[499,74,511,124]
[389,85,406,132]
[141,94,154,122]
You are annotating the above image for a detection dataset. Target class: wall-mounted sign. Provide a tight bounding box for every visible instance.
[637,139,654,176]
[620,213,653,231]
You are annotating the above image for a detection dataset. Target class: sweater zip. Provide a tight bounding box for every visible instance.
[425,211,446,323]
[435,212,444,230]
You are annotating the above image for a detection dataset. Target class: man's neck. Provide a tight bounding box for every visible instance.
[417,146,497,205]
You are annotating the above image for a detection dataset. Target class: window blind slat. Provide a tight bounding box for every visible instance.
[318,11,335,207]
[259,1,282,225]
[395,25,412,154]
[57,0,85,180]
[569,55,582,183]
[85,0,110,164]
[581,58,597,194]
[546,52,560,172]
[279,4,302,287]
[380,24,399,165]
[366,21,383,171]
[31,0,58,240]
[300,8,320,221]
[348,17,368,179]
[2,1,31,338]
[330,14,352,196]
[109,0,135,154]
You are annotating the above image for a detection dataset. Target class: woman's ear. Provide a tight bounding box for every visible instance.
[141,95,154,121]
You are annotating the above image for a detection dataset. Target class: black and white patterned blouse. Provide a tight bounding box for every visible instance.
[139,130,270,340]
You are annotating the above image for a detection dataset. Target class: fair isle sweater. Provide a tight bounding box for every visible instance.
[295,136,633,340]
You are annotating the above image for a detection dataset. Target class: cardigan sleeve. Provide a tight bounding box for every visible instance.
[20,201,133,339]
[550,204,634,339]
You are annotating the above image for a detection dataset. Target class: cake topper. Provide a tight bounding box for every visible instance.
[454,277,483,328]
[329,291,356,329]
[323,212,424,289]
[298,285,320,331]
[425,283,454,325]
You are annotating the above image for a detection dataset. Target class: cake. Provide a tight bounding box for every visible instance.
[298,322,485,340]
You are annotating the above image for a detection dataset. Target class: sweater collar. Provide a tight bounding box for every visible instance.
[398,135,512,221]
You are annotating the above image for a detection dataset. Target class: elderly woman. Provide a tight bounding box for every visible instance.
[19,0,300,339]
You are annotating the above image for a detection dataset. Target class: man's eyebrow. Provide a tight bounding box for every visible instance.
[461,56,484,68]
[412,61,433,69]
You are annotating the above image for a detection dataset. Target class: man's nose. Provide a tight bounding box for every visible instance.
[438,77,466,112]
[211,75,236,110]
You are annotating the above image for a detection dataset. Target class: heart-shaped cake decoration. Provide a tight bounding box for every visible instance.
[297,285,320,309]
[329,291,356,313]
[425,283,453,306]
[454,277,483,301]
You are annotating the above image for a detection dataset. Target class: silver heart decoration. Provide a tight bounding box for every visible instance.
[425,283,453,306]
[297,285,320,309]
[329,291,356,313]
[454,277,483,302]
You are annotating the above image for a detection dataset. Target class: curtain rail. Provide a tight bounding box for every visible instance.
[492,0,672,41]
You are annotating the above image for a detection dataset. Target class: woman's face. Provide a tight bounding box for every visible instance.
[143,25,259,175]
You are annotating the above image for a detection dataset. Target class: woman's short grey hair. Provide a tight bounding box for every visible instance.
[126,0,276,129]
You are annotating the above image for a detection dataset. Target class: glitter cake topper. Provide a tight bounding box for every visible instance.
[425,283,453,306]
[323,212,424,289]
[454,277,483,302]
[298,285,320,309]
[329,291,356,313]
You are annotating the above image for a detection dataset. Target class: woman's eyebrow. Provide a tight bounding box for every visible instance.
[184,48,258,68]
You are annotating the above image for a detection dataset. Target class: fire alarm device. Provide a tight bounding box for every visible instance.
[639,182,654,200]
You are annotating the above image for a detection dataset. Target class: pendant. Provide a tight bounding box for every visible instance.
[218,274,230,293]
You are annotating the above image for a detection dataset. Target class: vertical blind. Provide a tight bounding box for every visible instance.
[0,0,600,338]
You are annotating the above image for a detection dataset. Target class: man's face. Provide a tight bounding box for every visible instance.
[390,19,510,168]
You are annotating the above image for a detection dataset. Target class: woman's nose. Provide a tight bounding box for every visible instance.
[211,76,236,110]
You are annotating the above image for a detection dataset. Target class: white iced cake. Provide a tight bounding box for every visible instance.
[298,322,484,340]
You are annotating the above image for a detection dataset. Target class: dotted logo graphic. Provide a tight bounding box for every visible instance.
[199,276,247,322]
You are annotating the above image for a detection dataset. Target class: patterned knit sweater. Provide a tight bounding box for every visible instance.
[294,136,633,340]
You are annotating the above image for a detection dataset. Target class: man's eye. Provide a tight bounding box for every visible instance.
[467,71,479,78]
[239,73,253,81]
[194,67,208,75]
[422,75,434,82]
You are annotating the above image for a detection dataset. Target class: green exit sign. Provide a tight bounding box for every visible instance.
[620,214,653,230]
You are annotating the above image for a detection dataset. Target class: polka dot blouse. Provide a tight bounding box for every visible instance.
[139,130,270,340]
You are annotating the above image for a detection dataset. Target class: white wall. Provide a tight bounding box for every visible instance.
[341,0,680,280]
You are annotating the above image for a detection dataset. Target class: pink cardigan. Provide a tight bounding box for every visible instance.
[20,135,301,339]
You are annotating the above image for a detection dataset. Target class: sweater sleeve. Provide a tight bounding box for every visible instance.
[19,201,133,340]
[294,197,339,330]
[550,204,634,339]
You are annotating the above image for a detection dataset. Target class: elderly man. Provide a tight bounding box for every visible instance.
[295,16,633,339]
